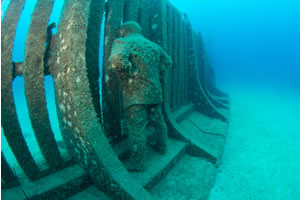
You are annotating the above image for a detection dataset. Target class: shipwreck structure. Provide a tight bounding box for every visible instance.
[1,0,230,199]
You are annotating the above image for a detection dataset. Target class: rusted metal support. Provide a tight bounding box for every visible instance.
[51,0,151,199]
[172,8,180,110]
[178,13,185,107]
[206,65,229,99]
[24,0,64,169]
[150,0,167,47]
[1,0,41,181]
[167,2,175,108]
[192,31,227,121]
[196,33,228,110]
[183,19,189,104]
[138,0,151,38]
[200,40,229,103]
[1,153,20,189]
[85,0,106,122]
[167,3,174,65]
[102,0,126,142]
[149,0,185,143]
[185,20,197,103]
[123,0,139,23]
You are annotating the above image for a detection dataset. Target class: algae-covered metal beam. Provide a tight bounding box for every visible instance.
[183,19,189,104]
[1,0,41,180]
[52,0,151,199]
[138,0,151,38]
[171,7,180,110]
[196,33,228,110]
[149,0,186,144]
[167,2,174,67]
[178,13,185,107]
[206,65,229,99]
[85,0,105,122]
[124,0,139,23]
[192,31,227,121]
[150,0,167,47]
[102,0,126,142]
[1,153,20,189]
[24,0,64,169]
[167,2,175,108]
[185,20,197,102]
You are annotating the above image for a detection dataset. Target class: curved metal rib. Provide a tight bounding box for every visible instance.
[24,0,64,169]
[1,152,20,188]
[51,0,151,199]
[1,0,41,180]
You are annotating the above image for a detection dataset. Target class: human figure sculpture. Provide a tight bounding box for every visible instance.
[109,21,172,171]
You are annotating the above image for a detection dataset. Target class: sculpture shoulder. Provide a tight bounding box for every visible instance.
[111,37,131,56]
[112,37,128,46]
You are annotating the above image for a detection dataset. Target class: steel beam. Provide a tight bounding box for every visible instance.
[172,8,180,110]
[138,0,151,38]
[167,3,175,108]
[51,0,151,199]
[1,0,41,180]
[1,153,20,189]
[102,0,126,142]
[85,0,105,121]
[123,0,139,23]
[178,13,185,107]
[24,0,64,169]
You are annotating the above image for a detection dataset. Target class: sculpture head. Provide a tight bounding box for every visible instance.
[120,21,142,37]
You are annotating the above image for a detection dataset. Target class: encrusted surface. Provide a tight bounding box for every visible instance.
[24,0,63,169]
[85,0,105,121]
[102,0,126,141]
[181,111,227,161]
[124,0,139,23]
[51,0,151,199]
[129,139,186,189]
[1,0,41,181]
[151,155,217,200]
[2,165,91,200]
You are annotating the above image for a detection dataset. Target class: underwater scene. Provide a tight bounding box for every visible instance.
[1,0,300,199]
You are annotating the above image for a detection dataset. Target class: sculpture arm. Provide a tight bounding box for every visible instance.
[109,39,132,73]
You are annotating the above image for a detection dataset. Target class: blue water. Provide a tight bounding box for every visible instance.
[2,0,299,96]
[170,0,300,89]
[167,1,300,199]
[1,0,300,199]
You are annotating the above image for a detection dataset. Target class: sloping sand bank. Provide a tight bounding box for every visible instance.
[209,85,300,200]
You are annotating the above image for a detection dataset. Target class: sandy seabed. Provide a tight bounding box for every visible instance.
[2,80,300,200]
[209,84,300,200]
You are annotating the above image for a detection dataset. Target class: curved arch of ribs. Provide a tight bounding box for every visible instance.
[1,0,230,199]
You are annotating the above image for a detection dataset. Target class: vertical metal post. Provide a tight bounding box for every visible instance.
[124,0,139,23]
[102,0,126,141]
[178,13,185,107]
